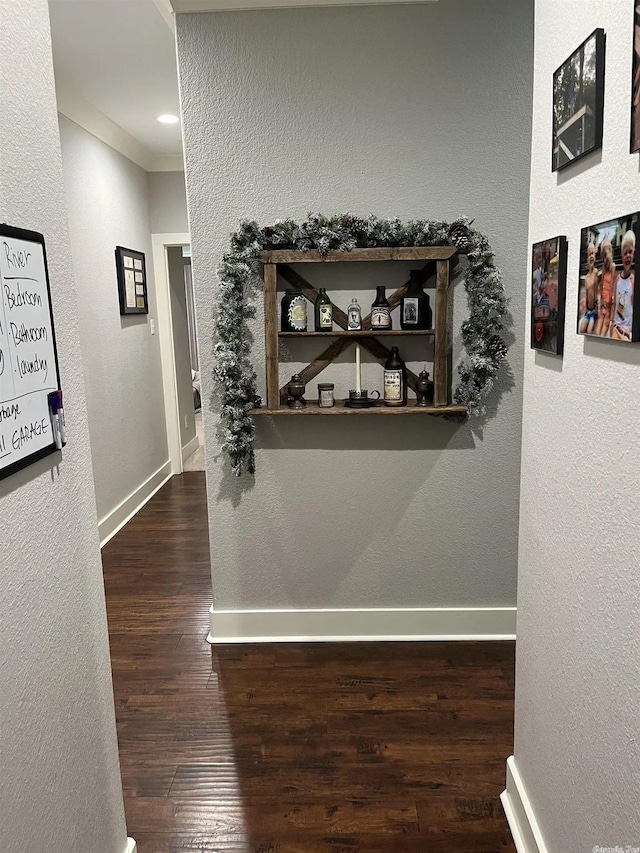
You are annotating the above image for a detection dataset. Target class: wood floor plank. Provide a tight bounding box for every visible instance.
[133,833,516,853]
[103,472,516,853]
[125,796,419,835]
[169,761,508,799]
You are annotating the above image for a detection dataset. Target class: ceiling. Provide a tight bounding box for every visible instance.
[48,0,183,163]
[48,0,439,169]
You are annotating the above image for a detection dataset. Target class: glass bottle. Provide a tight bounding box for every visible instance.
[371,286,392,330]
[314,288,333,331]
[347,296,362,330]
[383,346,407,407]
[400,270,432,330]
[281,288,307,332]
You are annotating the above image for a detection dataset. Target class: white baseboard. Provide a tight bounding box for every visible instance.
[123,839,137,853]
[181,434,199,462]
[207,606,516,643]
[99,460,172,547]
[500,756,548,853]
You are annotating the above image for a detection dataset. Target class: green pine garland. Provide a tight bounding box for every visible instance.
[214,214,508,476]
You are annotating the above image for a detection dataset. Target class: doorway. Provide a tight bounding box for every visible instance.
[175,246,203,471]
[152,232,203,475]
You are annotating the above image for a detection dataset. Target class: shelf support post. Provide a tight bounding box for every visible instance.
[434,260,450,406]
[263,263,279,410]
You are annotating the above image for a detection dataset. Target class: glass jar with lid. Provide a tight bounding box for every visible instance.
[317,382,335,408]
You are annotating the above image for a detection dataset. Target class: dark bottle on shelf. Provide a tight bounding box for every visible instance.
[314,288,333,331]
[371,286,392,330]
[400,270,432,330]
[383,346,407,407]
[281,288,307,332]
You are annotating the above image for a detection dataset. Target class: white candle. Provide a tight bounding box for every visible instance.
[355,344,362,393]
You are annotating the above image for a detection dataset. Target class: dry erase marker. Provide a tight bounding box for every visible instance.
[48,392,62,450]
[56,390,66,445]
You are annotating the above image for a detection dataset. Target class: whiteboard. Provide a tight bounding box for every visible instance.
[0,224,61,481]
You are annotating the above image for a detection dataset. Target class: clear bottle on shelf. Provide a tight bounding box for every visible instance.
[347,296,362,330]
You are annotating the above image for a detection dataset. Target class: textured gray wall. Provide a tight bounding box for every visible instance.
[176,0,533,610]
[149,171,189,234]
[59,116,169,522]
[514,1,640,849]
[0,2,127,850]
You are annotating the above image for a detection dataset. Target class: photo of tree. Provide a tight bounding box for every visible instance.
[552,29,605,171]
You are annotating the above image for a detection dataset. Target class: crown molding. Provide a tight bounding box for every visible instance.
[170,0,437,11]
[56,85,184,173]
[151,0,175,30]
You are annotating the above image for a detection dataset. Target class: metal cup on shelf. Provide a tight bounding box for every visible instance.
[344,389,380,408]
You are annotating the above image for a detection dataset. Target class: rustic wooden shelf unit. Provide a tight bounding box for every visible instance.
[278,329,435,338]
[254,246,467,416]
[251,401,468,416]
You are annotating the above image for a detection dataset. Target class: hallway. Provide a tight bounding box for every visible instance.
[102,473,516,853]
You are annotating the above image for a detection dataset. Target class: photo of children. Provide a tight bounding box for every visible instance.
[578,213,639,342]
[531,236,567,355]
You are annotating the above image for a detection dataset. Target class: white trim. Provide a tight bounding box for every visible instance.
[151,0,175,30]
[500,756,549,853]
[170,0,437,11]
[99,460,172,547]
[182,434,200,462]
[56,85,183,173]
[124,839,137,853]
[152,233,191,476]
[208,606,517,643]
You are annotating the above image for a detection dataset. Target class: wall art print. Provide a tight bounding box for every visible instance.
[552,28,605,172]
[115,246,148,315]
[531,236,567,355]
[631,3,640,152]
[578,212,640,342]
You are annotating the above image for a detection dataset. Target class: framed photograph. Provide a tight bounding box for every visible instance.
[552,28,605,172]
[531,236,568,355]
[402,299,418,324]
[631,4,640,152]
[115,246,148,315]
[578,212,640,342]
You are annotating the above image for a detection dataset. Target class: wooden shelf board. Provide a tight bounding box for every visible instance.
[260,247,462,264]
[251,401,468,416]
[278,329,435,337]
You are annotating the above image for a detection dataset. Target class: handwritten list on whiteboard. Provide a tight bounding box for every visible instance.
[0,226,60,479]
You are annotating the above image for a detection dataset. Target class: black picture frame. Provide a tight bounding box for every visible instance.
[530,236,567,356]
[631,3,640,152]
[0,223,62,482]
[577,211,640,342]
[552,28,605,172]
[115,246,148,315]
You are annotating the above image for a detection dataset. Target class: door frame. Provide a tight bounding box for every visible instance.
[152,232,191,475]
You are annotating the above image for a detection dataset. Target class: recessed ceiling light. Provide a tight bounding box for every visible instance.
[157,114,179,125]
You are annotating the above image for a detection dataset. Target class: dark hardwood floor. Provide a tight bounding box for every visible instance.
[102,471,516,853]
